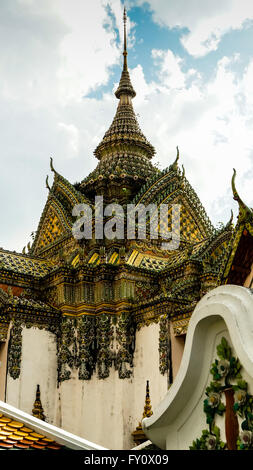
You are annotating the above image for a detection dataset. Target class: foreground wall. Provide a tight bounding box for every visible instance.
[143,285,253,450]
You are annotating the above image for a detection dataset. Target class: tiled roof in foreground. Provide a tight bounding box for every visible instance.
[0,413,63,449]
[0,401,106,450]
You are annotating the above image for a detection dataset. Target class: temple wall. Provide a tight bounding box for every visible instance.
[4,322,169,450]
[5,326,58,423]
[58,322,168,450]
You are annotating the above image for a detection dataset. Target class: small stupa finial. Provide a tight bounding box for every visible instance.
[142,380,153,419]
[132,380,153,446]
[32,384,45,421]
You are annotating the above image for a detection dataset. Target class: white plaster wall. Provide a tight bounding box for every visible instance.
[6,326,58,424]
[132,323,168,425]
[58,322,168,450]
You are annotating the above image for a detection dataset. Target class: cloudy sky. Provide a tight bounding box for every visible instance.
[1,0,253,252]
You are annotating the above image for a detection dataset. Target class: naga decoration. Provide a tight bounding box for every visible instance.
[190,337,253,450]
[115,312,135,379]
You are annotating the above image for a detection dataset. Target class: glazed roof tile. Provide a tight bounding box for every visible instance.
[0,249,53,278]
[0,413,63,450]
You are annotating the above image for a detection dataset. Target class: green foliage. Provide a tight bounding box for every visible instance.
[190,428,226,450]
[206,381,222,394]
[210,359,222,381]
[190,429,210,450]
[233,380,247,391]
[229,356,242,380]
[190,337,253,451]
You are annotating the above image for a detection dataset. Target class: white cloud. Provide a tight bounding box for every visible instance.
[129,51,253,224]
[152,49,186,89]
[58,122,79,155]
[135,0,253,57]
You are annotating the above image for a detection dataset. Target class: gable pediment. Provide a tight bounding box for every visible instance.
[32,196,72,255]
[133,168,214,243]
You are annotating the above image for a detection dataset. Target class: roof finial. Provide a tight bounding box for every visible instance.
[46,175,51,191]
[170,146,180,172]
[232,168,253,221]
[123,6,128,71]
[50,157,56,173]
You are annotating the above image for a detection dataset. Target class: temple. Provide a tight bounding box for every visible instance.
[0,9,252,450]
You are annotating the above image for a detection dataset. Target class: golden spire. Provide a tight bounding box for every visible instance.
[115,7,136,99]
[32,384,45,421]
[93,6,155,165]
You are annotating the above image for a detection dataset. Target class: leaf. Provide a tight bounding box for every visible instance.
[213,426,220,439]
[218,403,226,412]
[217,337,231,360]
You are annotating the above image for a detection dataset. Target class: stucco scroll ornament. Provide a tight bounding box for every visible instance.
[77,315,96,380]
[190,337,253,450]
[96,314,114,379]
[159,314,171,377]
[8,319,23,380]
[115,312,135,379]
[58,318,77,382]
